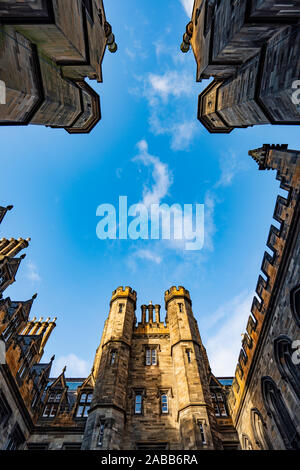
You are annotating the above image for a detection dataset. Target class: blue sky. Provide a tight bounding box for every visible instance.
[1,0,299,377]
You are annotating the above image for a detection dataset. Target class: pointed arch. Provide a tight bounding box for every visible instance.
[290,284,300,327]
[251,408,272,450]
[274,335,300,400]
[261,376,300,450]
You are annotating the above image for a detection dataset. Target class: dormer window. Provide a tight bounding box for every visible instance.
[76,392,93,418]
[42,391,62,418]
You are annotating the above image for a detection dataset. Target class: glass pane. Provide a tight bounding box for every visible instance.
[81,394,87,402]
[76,406,84,417]
[84,406,89,417]
[87,394,92,403]
[146,350,151,365]
[152,350,157,365]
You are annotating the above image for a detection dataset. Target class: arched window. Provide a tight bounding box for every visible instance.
[261,377,300,450]
[274,335,300,400]
[241,434,253,450]
[290,284,300,327]
[251,408,272,450]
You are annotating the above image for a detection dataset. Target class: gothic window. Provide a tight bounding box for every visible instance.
[145,348,157,366]
[161,394,168,414]
[242,434,253,450]
[261,376,300,450]
[198,421,206,444]
[251,408,272,450]
[211,392,227,417]
[290,285,300,327]
[76,392,92,418]
[0,389,12,427]
[98,422,105,447]
[6,423,25,450]
[274,335,300,400]
[134,393,143,414]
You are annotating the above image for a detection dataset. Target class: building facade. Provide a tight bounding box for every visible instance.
[0,0,117,133]
[228,144,300,449]
[0,145,299,450]
[181,0,300,133]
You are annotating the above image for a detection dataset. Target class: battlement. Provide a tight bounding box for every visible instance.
[110,286,137,308]
[0,238,31,259]
[164,286,191,308]
[228,144,300,423]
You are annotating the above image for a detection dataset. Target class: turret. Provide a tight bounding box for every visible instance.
[165,286,220,449]
[82,286,137,450]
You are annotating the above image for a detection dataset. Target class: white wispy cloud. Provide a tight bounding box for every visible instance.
[134,249,162,264]
[179,0,194,17]
[204,291,254,376]
[51,354,90,377]
[148,70,194,102]
[133,140,173,207]
[26,262,41,283]
[132,68,200,151]
[215,152,247,188]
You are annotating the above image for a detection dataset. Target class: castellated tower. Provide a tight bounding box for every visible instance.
[82,286,237,450]
[82,286,137,450]
[165,286,220,450]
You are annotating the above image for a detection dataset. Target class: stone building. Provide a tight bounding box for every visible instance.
[0,144,299,450]
[81,287,239,450]
[181,0,300,133]
[0,0,117,133]
[228,144,300,449]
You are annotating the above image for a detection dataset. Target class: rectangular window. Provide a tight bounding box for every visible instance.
[43,404,58,418]
[146,349,151,366]
[135,394,142,414]
[151,349,157,365]
[186,350,191,363]
[178,303,183,312]
[111,351,116,365]
[198,422,206,444]
[76,392,93,418]
[83,0,94,21]
[0,390,12,427]
[98,422,105,447]
[161,394,168,414]
[118,304,124,313]
[6,424,25,450]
